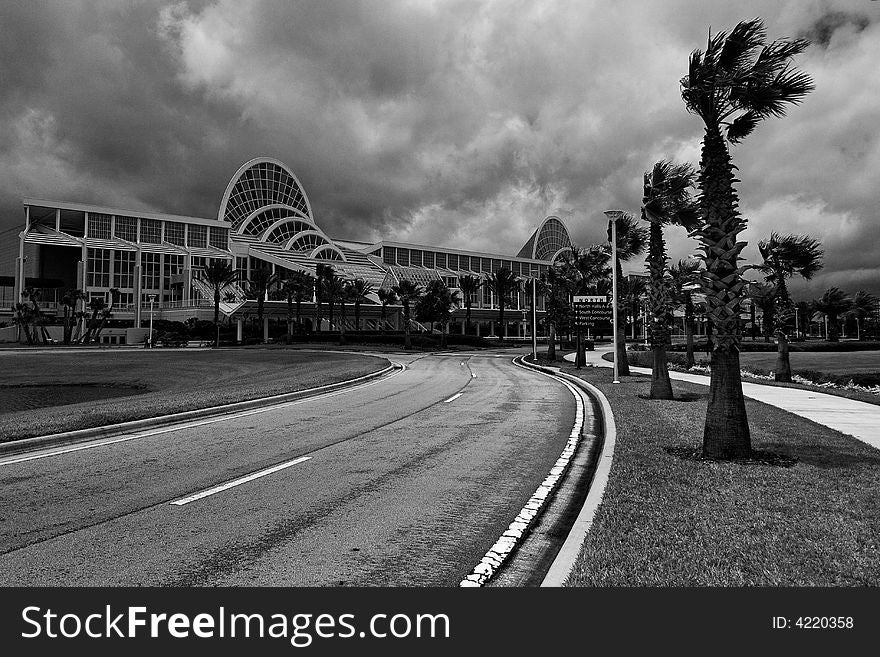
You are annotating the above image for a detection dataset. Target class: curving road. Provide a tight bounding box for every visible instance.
[0,352,575,586]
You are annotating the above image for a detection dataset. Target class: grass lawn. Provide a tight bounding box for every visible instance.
[561,365,880,586]
[0,348,388,442]
[737,350,880,375]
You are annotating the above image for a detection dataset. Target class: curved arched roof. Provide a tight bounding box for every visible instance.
[517,215,573,261]
[218,157,313,229]
[220,157,346,261]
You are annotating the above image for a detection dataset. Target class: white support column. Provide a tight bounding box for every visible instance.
[55,208,60,232]
[236,318,243,343]
[263,316,269,343]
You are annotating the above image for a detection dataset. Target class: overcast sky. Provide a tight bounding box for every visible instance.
[1,0,878,298]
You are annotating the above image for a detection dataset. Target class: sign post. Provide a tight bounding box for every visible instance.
[572,295,612,368]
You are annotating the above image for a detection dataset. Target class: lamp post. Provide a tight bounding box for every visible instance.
[603,210,621,384]
[795,305,799,340]
[148,294,156,348]
[531,277,537,361]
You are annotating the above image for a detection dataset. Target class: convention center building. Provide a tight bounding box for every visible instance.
[0,157,573,342]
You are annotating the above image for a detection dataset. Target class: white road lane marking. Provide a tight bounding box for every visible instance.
[444,392,463,403]
[170,456,312,506]
[0,366,404,467]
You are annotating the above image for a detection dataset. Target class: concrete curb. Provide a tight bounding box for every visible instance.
[459,355,587,587]
[0,361,401,458]
[540,369,617,587]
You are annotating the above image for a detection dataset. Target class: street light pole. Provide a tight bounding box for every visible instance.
[603,210,621,384]
[148,294,156,348]
[531,276,537,361]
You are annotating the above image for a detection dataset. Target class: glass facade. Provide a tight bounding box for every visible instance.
[140,218,162,244]
[87,213,111,239]
[165,221,185,246]
[113,251,135,288]
[87,248,111,287]
[141,252,161,290]
[188,224,207,248]
[114,216,138,241]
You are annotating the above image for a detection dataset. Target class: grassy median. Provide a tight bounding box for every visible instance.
[561,365,880,586]
[0,349,388,442]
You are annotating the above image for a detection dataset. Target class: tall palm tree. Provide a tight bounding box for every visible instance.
[322,273,346,336]
[756,232,824,381]
[391,280,421,349]
[377,288,398,333]
[541,268,569,361]
[12,302,35,344]
[681,17,813,458]
[848,290,879,341]
[814,287,852,342]
[338,279,360,344]
[457,274,482,335]
[281,270,315,334]
[487,267,520,342]
[641,160,700,398]
[606,213,648,376]
[669,260,702,369]
[202,260,238,347]
[350,278,375,333]
[248,267,279,342]
[81,296,106,344]
[314,263,334,333]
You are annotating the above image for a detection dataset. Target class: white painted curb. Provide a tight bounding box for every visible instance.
[459,355,587,587]
[540,370,617,587]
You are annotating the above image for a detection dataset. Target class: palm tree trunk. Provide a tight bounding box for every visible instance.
[547,323,556,360]
[214,288,221,348]
[685,294,695,368]
[465,304,471,334]
[615,260,630,376]
[775,333,792,382]
[697,124,751,458]
[339,301,346,345]
[498,303,505,343]
[646,217,672,399]
[403,305,411,349]
[650,344,674,399]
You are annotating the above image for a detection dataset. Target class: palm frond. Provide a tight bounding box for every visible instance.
[718,18,765,74]
[726,110,759,143]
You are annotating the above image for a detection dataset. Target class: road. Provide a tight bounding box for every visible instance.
[0,352,575,586]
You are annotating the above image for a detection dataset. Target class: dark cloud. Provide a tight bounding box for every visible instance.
[1,0,879,301]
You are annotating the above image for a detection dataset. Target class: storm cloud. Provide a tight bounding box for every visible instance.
[1,0,878,299]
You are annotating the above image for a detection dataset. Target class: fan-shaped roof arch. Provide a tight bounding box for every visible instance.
[218,157,313,229]
[517,215,573,262]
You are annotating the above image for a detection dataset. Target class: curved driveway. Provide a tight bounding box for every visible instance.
[0,352,575,586]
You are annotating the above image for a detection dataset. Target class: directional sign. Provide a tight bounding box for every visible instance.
[572,295,612,329]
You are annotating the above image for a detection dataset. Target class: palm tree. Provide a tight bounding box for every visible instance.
[669,260,702,369]
[848,290,879,341]
[93,288,120,343]
[248,267,279,342]
[756,232,824,381]
[541,268,569,360]
[81,296,106,344]
[487,267,520,342]
[338,279,360,344]
[794,300,812,339]
[814,287,852,342]
[622,276,647,341]
[322,273,346,337]
[391,280,421,349]
[350,278,375,333]
[21,288,51,344]
[60,289,85,345]
[282,271,314,334]
[202,260,238,347]
[416,280,460,348]
[314,263,334,333]
[641,160,700,398]
[457,274,482,335]
[606,212,648,376]
[377,288,398,333]
[12,302,35,344]
[680,18,813,458]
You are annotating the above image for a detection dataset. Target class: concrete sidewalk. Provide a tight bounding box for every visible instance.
[565,348,880,450]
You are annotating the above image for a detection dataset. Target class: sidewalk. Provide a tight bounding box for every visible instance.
[564,348,880,450]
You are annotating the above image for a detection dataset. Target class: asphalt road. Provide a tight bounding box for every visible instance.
[0,352,575,586]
